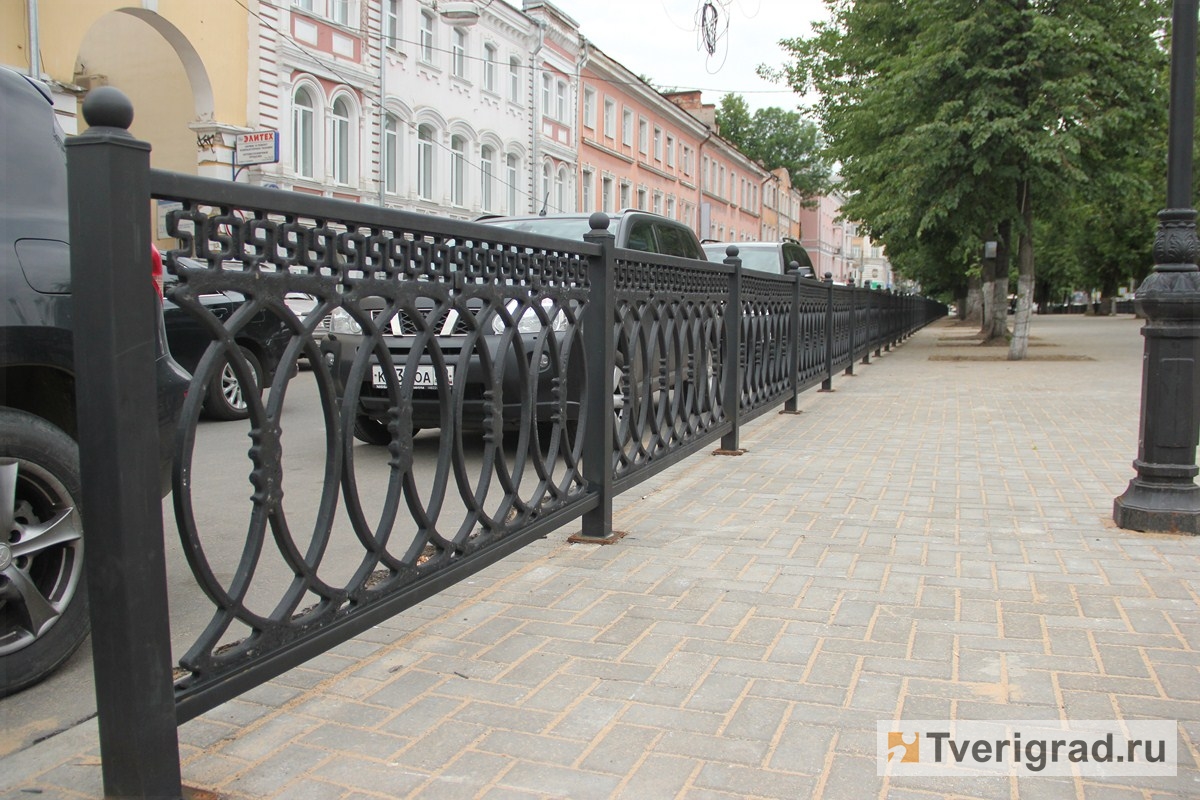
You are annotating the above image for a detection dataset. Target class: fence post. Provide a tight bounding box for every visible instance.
[718,251,744,452]
[884,290,894,352]
[575,213,619,543]
[861,284,872,365]
[66,88,183,797]
[844,283,856,376]
[783,264,802,413]
[820,272,835,391]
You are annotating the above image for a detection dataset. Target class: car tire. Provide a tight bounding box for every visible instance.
[0,408,89,698]
[352,416,420,446]
[203,346,262,422]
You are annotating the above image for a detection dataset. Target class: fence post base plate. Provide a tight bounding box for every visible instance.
[568,529,629,545]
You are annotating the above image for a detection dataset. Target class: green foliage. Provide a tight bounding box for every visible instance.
[715,94,834,204]
[767,0,1169,293]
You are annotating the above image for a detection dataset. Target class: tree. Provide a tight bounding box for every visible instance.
[767,0,1167,357]
[716,95,834,204]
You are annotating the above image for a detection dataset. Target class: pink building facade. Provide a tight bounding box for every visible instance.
[575,46,702,228]
[798,190,851,281]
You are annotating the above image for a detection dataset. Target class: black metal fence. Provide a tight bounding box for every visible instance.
[67,94,944,797]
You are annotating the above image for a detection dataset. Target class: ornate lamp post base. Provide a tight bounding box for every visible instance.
[1113,211,1200,535]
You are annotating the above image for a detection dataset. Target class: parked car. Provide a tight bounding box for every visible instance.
[321,210,709,443]
[162,266,292,421]
[701,238,817,279]
[0,67,189,696]
[284,292,330,365]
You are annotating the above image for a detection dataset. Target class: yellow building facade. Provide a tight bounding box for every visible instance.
[3,0,254,178]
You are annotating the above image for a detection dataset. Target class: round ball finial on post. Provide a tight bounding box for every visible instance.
[81,86,134,133]
[725,244,739,260]
[588,212,611,233]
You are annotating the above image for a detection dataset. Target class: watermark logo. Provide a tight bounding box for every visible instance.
[887,732,919,763]
[877,720,1177,777]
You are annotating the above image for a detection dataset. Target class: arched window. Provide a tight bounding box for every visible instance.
[417,124,434,200]
[292,87,315,178]
[383,114,400,195]
[506,153,519,214]
[480,145,495,212]
[329,96,351,185]
[541,162,552,211]
[450,135,466,206]
[556,166,567,213]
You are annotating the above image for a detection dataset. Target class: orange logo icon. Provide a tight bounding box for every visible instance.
[887,732,919,763]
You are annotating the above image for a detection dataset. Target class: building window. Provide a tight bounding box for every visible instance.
[601,175,613,212]
[452,28,467,78]
[480,145,495,211]
[417,124,434,200]
[653,191,662,214]
[330,0,349,26]
[291,86,315,178]
[682,145,692,175]
[383,113,399,194]
[483,44,497,92]
[450,135,466,206]
[509,58,521,102]
[638,119,648,155]
[541,162,552,210]
[556,166,567,212]
[506,153,519,213]
[637,187,647,210]
[541,74,552,117]
[622,109,632,146]
[555,80,567,122]
[581,167,593,210]
[603,99,615,139]
[583,87,596,129]
[294,0,314,11]
[619,180,630,208]
[667,195,676,219]
[329,96,350,184]
[666,135,675,168]
[419,11,435,63]
[384,0,400,49]
[653,127,662,161]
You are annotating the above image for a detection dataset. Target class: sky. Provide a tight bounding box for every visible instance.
[551,0,832,112]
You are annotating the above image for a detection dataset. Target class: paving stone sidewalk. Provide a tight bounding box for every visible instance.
[3,314,1198,799]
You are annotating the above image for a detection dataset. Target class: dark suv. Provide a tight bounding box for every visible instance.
[0,67,188,696]
[321,210,708,443]
[480,209,708,261]
[702,238,816,279]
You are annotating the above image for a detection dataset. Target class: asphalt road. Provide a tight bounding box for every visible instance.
[0,368,558,757]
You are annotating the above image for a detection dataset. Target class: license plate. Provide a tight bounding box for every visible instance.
[371,364,450,389]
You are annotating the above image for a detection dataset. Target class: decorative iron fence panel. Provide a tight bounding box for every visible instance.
[65,94,945,798]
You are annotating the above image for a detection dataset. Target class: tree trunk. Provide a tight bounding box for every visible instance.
[1009,182,1035,360]
[980,222,1011,343]
[965,276,982,324]
[979,252,995,337]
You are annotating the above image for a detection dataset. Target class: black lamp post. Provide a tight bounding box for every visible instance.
[1113,0,1200,534]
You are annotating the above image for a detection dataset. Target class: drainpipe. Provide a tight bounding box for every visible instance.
[573,39,590,212]
[529,19,546,213]
[27,0,40,78]
[377,18,387,206]
[696,127,713,239]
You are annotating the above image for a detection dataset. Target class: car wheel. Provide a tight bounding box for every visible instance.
[0,408,88,698]
[203,346,262,421]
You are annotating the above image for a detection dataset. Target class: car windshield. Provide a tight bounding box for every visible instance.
[702,245,780,274]
[480,217,592,241]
